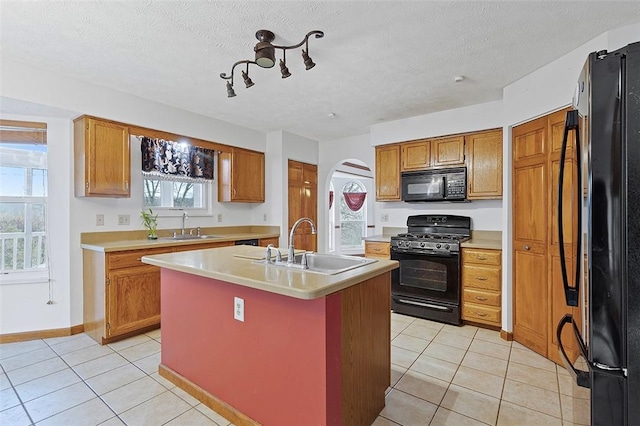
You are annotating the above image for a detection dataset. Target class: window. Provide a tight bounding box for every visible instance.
[0,121,48,276]
[140,136,215,214]
[339,181,366,251]
[143,179,206,209]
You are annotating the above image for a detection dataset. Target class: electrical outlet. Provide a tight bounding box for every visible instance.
[381,214,389,222]
[118,214,130,225]
[263,213,267,222]
[234,297,244,322]
[217,213,222,222]
[96,214,104,226]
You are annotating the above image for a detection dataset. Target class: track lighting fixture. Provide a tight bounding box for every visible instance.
[220,29,324,97]
[226,81,236,97]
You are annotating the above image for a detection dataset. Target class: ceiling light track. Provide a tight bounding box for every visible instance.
[220,29,324,97]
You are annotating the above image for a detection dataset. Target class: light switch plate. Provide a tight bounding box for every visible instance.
[96,214,104,226]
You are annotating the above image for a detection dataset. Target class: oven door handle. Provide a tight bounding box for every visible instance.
[396,298,453,312]
[391,247,456,258]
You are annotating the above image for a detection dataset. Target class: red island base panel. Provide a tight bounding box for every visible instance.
[158,268,391,426]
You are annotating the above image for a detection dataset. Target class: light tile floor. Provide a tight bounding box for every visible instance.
[0,314,590,425]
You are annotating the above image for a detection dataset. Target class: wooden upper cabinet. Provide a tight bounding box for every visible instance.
[431,135,465,167]
[375,144,401,201]
[401,140,431,171]
[466,130,503,199]
[74,116,131,197]
[218,147,265,203]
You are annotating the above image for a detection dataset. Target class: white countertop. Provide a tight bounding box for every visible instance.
[142,245,398,300]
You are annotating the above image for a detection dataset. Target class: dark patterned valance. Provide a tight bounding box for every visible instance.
[141,137,215,182]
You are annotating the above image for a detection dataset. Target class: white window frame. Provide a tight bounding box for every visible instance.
[339,181,367,255]
[0,143,48,284]
[142,175,213,217]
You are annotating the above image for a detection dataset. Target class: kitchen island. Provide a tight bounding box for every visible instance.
[141,245,398,426]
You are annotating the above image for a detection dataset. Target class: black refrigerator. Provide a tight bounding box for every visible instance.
[556,41,640,425]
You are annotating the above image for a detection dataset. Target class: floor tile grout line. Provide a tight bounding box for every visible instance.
[32,338,122,425]
[1,361,37,426]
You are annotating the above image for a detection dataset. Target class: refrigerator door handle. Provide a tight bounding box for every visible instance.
[557,314,590,388]
[557,109,582,307]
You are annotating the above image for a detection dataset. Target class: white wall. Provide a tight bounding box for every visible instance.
[0,114,72,334]
[0,59,268,333]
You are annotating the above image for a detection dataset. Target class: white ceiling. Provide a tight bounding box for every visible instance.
[1,1,639,141]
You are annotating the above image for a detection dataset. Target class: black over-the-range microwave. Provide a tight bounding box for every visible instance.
[401,167,467,202]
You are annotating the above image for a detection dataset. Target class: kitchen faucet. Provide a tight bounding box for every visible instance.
[181,211,188,235]
[288,217,317,265]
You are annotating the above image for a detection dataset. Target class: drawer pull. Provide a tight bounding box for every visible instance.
[474,312,488,317]
[476,256,488,260]
[474,296,488,301]
[136,258,142,261]
[475,276,488,281]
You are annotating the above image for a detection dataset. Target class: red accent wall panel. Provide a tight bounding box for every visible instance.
[161,269,342,425]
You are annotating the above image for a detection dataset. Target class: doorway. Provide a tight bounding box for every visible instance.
[327,161,373,255]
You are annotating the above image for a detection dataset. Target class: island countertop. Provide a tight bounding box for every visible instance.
[142,245,398,300]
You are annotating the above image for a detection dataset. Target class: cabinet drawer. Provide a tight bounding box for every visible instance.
[463,249,501,266]
[463,303,501,325]
[108,247,170,270]
[173,241,234,252]
[463,288,500,307]
[462,265,501,291]
[365,241,390,259]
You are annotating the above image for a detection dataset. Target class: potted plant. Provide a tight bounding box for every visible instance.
[140,208,159,239]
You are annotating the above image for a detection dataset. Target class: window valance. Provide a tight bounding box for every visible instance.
[141,137,215,182]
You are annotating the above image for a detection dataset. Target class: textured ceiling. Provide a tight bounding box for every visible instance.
[1,1,639,141]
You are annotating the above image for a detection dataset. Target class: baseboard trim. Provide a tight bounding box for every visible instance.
[159,363,260,426]
[0,324,84,344]
[500,329,514,341]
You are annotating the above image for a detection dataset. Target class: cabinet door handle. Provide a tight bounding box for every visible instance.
[524,245,530,250]
[136,257,142,261]
[475,276,488,281]
[474,296,488,301]
[475,312,488,317]
[125,181,129,190]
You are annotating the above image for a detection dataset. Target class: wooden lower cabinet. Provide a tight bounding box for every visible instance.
[461,248,502,327]
[107,265,161,337]
[84,241,235,344]
[258,237,279,247]
[364,241,390,259]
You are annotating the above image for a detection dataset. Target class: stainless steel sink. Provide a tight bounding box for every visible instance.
[254,253,377,275]
[159,235,222,241]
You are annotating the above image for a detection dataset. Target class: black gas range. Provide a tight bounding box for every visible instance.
[390,215,471,325]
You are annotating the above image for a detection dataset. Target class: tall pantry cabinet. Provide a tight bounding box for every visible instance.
[288,160,317,252]
[512,107,581,364]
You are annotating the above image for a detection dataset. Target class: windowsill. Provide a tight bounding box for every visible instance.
[0,270,49,285]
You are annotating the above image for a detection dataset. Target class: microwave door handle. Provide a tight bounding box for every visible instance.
[557,109,581,307]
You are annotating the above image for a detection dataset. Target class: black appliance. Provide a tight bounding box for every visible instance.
[390,214,471,325]
[556,42,640,425]
[401,167,467,202]
[235,239,259,246]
